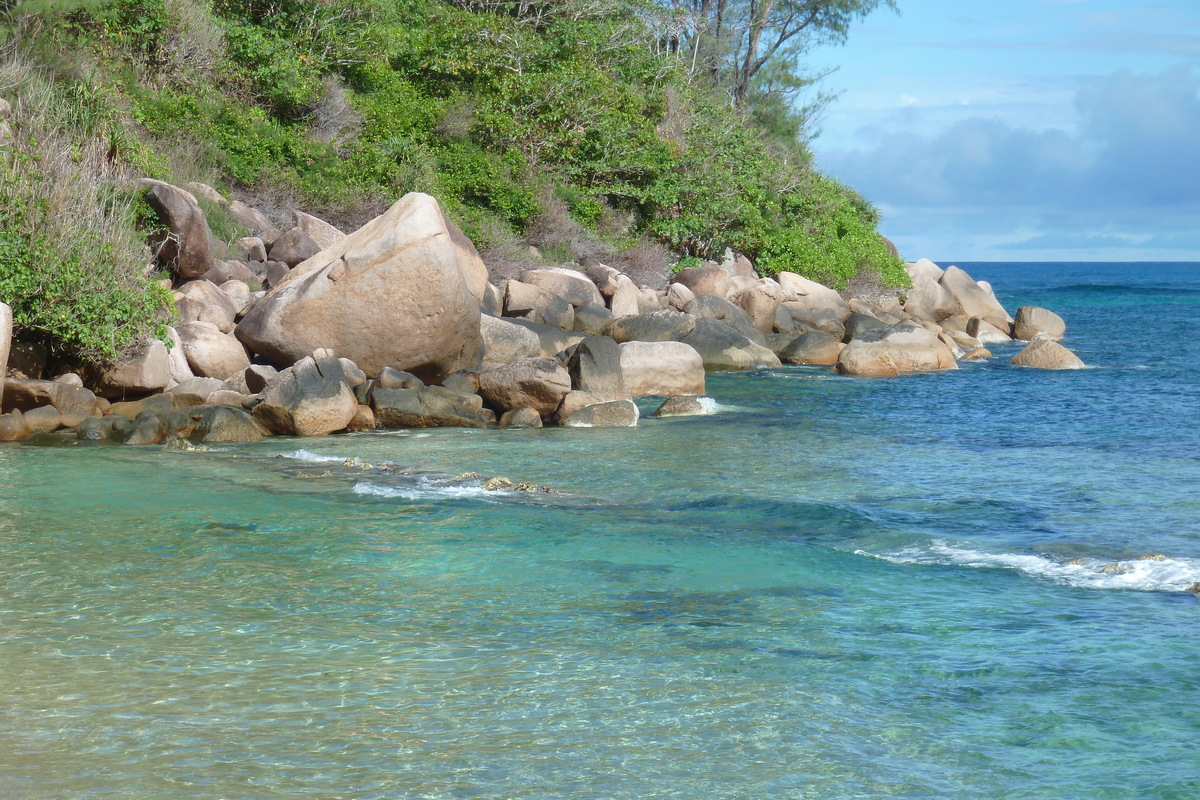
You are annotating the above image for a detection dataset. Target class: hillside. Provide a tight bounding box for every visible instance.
[0,0,906,364]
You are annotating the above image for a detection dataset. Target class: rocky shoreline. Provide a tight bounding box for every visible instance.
[0,187,1084,446]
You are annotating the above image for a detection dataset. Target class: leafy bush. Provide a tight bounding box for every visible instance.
[0,52,173,363]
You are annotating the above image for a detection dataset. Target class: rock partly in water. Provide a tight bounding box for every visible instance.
[560,399,639,428]
[778,331,844,366]
[253,350,359,436]
[190,405,264,443]
[618,341,706,397]
[237,193,482,382]
[370,387,490,428]
[836,324,958,377]
[499,407,544,429]
[1013,306,1066,341]
[1009,336,1085,370]
[651,395,714,417]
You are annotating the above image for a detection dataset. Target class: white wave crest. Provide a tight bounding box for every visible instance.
[352,479,503,501]
[280,449,345,463]
[856,540,1200,593]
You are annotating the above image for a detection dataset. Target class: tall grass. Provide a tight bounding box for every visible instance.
[0,43,173,365]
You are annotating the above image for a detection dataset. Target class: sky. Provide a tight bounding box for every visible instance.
[806,0,1200,262]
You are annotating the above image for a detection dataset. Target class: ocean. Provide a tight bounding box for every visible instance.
[0,262,1197,799]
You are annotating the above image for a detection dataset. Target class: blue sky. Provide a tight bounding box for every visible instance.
[807,0,1200,261]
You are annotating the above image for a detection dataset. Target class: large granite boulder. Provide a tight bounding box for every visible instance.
[478,357,571,417]
[836,324,958,377]
[253,350,359,436]
[1009,336,1085,370]
[906,258,944,284]
[609,275,641,318]
[441,213,489,303]
[520,268,604,307]
[775,272,849,315]
[572,303,615,336]
[92,338,172,398]
[177,321,250,380]
[139,180,213,280]
[605,309,696,343]
[681,318,781,371]
[842,312,888,343]
[237,193,482,382]
[1013,306,1066,341]
[966,317,1012,344]
[729,281,782,335]
[177,279,238,333]
[503,318,585,359]
[618,341,706,397]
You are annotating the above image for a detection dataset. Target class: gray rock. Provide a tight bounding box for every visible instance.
[843,312,888,343]
[480,314,543,368]
[560,399,639,428]
[680,318,782,371]
[566,335,626,400]
[504,280,574,330]
[375,367,425,391]
[651,395,711,417]
[519,268,604,307]
[605,309,696,343]
[268,226,322,268]
[684,294,765,345]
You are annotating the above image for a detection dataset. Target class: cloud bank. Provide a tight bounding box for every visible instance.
[818,66,1200,260]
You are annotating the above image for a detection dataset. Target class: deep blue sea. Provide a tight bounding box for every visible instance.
[0,262,1197,799]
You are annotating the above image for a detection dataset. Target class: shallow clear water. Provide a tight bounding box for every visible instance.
[1,262,1198,799]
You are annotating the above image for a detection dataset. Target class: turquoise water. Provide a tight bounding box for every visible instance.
[1,262,1198,799]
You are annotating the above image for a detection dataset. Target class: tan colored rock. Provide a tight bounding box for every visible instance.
[92,338,172,398]
[609,275,641,318]
[478,357,571,417]
[585,263,622,298]
[618,341,706,397]
[178,279,238,332]
[1013,306,1066,341]
[191,405,264,443]
[499,407,543,428]
[293,211,346,251]
[164,327,195,386]
[905,274,958,322]
[177,321,251,380]
[2,378,100,416]
[778,331,844,366]
[606,310,695,343]
[836,324,958,377]
[730,280,783,335]
[520,268,604,307]
[441,211,488,303]
[967,316,1012,344]
[504,280,573,329]
[227,201,273,234]
[236,193,482,382]
[560,399,639,428]
[961,347,992,361]
[667,282,695,311]
[906,258,944,284]
[220,280,253,317]
[1009,336,1085,370]
[139,180,213,280]
[939,266,1010,328]
[185,182,227,205]
[480,314,544,368]
[0,410,28,441]
[253,351,359,436]
[652,395,712,417]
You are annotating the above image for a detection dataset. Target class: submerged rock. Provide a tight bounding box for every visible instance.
[1009,336,1085,370]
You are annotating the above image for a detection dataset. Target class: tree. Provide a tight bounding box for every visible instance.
[667,0,897,106]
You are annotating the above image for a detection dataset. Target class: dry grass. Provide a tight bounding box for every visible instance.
[611,238,672,290]
[311,74,362,150]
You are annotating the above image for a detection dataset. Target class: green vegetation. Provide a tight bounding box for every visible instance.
[0,0,907,360]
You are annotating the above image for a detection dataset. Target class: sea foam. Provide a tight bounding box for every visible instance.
[352,479,504,501]
[280,449,345,463]
[857,540,1200,593]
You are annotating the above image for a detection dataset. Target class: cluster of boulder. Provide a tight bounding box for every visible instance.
[0,184,1083,445]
